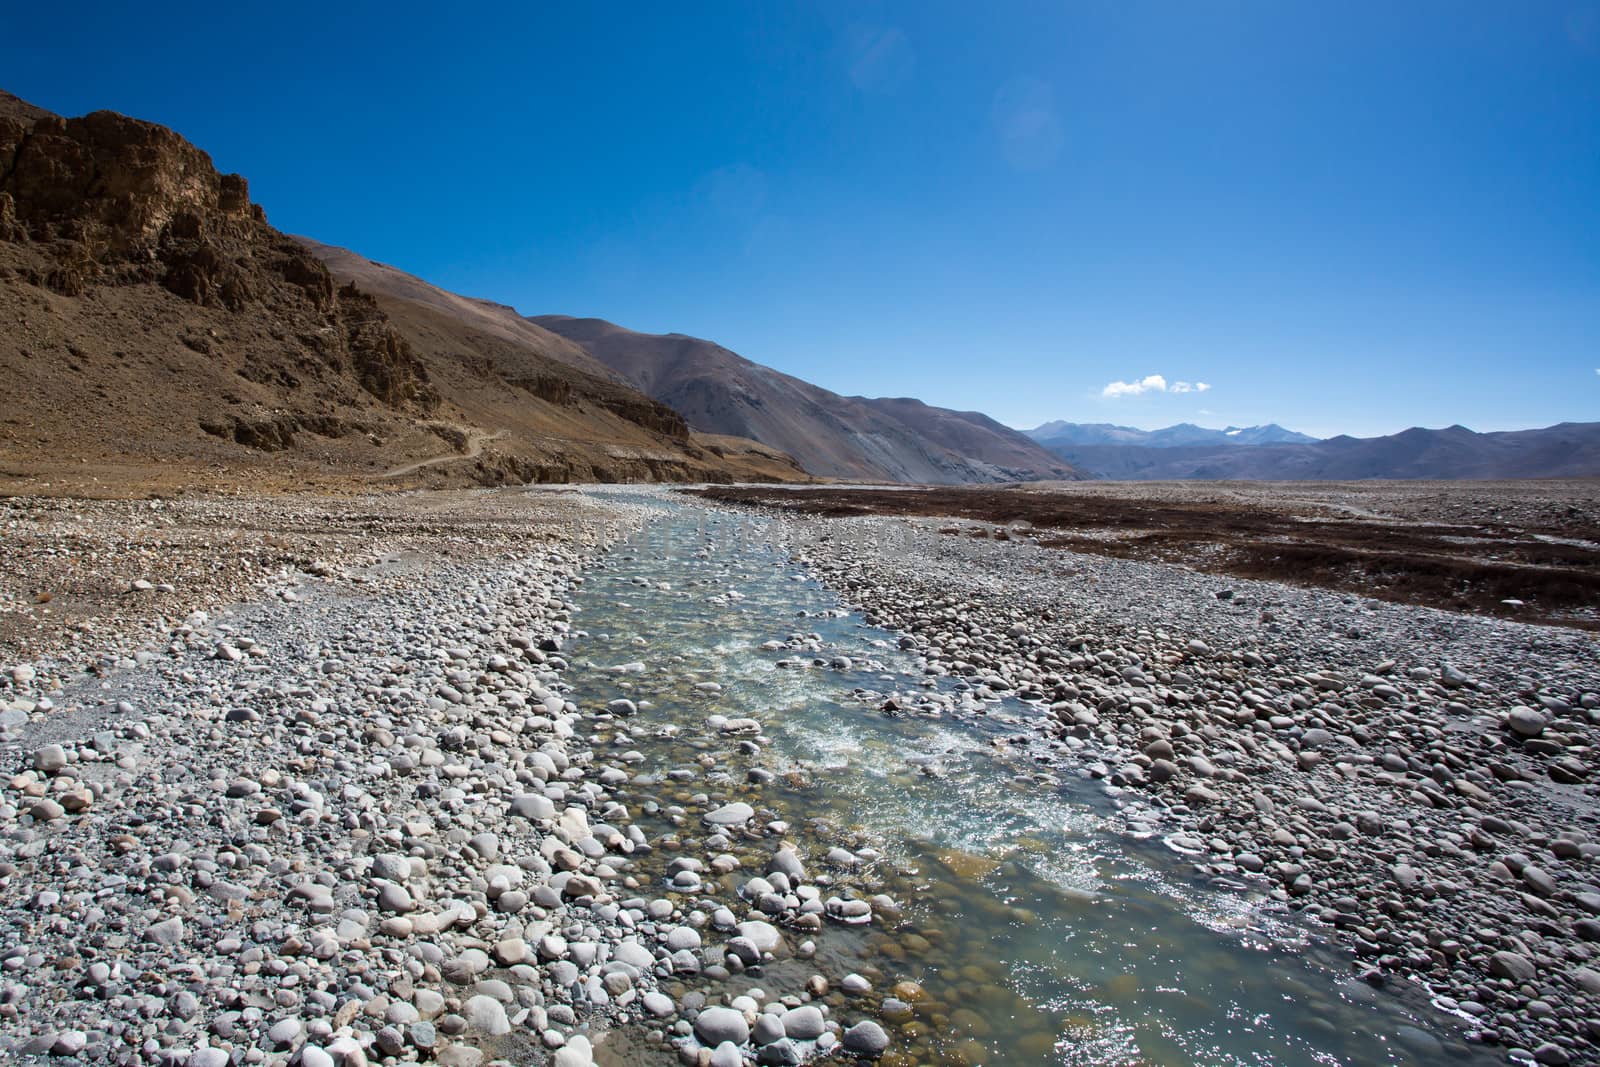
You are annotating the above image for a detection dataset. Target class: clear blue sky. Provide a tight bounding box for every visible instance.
[5,2,1597,437]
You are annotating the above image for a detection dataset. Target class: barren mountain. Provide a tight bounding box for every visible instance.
[0,91,804,491]
[298,239,621,383]
[530,316,1080,483]
[855,397,1079,477]
[1045,422,1600,480]
[1027,420,1318,448]
[299,241,808,484]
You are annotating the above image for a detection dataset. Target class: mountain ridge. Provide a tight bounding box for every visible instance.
[1026,420,1318,449]
[1042,421,1600,480]
[530,315,1082,484]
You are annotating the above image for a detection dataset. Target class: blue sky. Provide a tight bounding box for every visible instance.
[5,2,1597,437]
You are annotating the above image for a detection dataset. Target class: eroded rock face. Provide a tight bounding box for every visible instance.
[3,110,257,246]
[0,105,438,417]
[0,90,807,485]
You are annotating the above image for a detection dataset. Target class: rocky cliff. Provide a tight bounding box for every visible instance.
[0,91,804,490]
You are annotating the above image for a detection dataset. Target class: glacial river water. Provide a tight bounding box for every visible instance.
[558,493,1496,1066]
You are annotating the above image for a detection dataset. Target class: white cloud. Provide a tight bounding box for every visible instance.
[1102,374,1167,398]
[1102,375,1211,398]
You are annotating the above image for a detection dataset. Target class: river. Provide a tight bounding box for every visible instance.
[558,493,1492,1066]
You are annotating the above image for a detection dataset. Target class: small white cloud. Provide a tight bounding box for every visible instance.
[1103,374,1211,398]
[1102,374,1167,398]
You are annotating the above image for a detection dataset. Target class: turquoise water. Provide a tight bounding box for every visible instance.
[560,496,1493,1066]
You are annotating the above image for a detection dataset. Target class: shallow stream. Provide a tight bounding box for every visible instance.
[559,494,1494,1066]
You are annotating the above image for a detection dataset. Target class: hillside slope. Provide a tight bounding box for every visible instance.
[530,315,1080,484]
[0,91,803,490]
[301,242,810,484]
[856,397,1077,477]
[1046,423,1600,480]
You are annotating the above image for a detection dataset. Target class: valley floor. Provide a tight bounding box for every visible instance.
[698,479,1600,631]
[0,482,1595,1066]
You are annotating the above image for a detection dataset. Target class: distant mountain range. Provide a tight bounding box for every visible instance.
[1027,421,1318,449]
[530,316,1080,484]
[1032,421,1600,480]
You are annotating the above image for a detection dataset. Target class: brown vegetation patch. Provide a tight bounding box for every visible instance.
[694,483,1600,630]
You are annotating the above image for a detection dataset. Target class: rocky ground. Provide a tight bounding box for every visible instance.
[0,489,900,1067]
[0,489,611,665]
[4,481,1600,1067]
[699,480,1600,630]
[746,496,1600,1066]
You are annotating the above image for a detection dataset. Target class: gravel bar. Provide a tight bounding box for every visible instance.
[759,503,1600,1066]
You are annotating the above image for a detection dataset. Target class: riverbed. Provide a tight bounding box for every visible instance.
[562,493,1490,1066]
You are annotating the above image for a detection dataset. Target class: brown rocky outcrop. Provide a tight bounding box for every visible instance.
[0,102,437,414]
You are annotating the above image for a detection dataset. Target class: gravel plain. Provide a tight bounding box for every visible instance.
[2,483,1598,1067]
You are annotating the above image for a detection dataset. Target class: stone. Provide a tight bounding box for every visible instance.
[1507,706,1547,738]
[782,1005,825,1040]
[753,1013,786,1045]
[694,1005,751,1046]
[1522,865,1556,897]
[512,793,556,820]
[664,926,701,951]
[843,1020,890,1057]
[378,883,416,913]
[268,1018,303,1046]
[371,853,411,882]
[1489,950,1536,983]
[28,798,65,821]
[769,849,806,880]
[553,1035,594,1067]
[736,920,783,954]
[758,1039,804,1065]
[469,831,500,860]
[464,994,511,1036]
[705,802,755,826]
